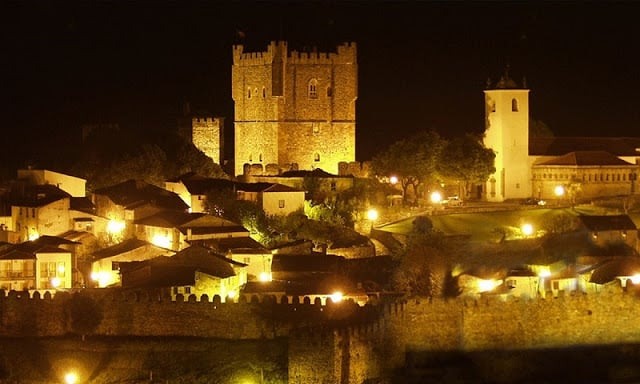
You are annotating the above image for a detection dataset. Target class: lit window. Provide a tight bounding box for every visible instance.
[279,200,285,208]
[308,79,318,98]
[512,98,518,112]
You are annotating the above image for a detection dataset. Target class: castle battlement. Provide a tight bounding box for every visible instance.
[233,41,357,66]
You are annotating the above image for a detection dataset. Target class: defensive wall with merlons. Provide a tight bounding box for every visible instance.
[3,286,640,383]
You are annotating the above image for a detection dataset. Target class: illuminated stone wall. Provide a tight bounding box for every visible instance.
[232,41,357,176]
[191,116,224,165]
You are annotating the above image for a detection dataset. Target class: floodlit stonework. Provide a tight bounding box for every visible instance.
[232,41,357,176]
[483,74,532,202]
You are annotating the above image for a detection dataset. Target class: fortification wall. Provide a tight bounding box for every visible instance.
[397,288,640,352]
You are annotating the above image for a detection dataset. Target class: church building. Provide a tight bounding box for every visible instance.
[483,70,640,202]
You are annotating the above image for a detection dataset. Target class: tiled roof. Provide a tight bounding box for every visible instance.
[94,180,188,211]
[182,178,235,195]
[534,151,635,167]
[205,237,269,253]
[134,211,205,228]
[70,197,95,213]
[589,257,640,284]
[530,137,640,157]
[280,168,338,178]
[11,184,70,208]
[578,215,637,231]
[271,253,344,273]
[92,238,154,260]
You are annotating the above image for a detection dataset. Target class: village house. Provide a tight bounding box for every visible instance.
[0,236,81,291]
[119,244,247,301]
[133,211,249,251]
[90,238,175,288]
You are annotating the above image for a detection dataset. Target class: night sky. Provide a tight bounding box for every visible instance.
[4,2,640,170]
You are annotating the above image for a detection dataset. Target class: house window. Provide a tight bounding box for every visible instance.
[31,208,35,218]
[244,257,251,264]
[278,200,285,208]
[512,98,518,112]
[552,281,559,290]
[330,182,336,191]
[184,286,191,294]
[112,262,120,271]
[308,79,318,98]
[314,153,320,162]
[312,123,320,134]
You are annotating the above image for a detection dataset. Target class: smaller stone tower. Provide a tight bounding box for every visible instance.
[178,103,225,165]
[483,68,531,202]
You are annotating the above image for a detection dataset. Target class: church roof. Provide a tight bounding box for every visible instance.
[534,151,635,167]
[530,137,640,157]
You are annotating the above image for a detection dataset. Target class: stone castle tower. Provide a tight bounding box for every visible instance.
[178,103,224,165]
[232,41,357,176]
[483,69,531,202]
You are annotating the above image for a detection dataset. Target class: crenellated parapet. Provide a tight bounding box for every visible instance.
[233,41,356,66]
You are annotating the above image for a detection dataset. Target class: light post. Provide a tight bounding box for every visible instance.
[366,208,378,233]
[64,371,78,384]
[554,185,565,206]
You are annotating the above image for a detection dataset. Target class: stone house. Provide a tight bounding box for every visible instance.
[236,182,305,216]
[92,179,189,240]
[164,173,234,213]
[133,211,249,251]
[577,215,638,251]
[17,168,87,197]
[11,184,72,242]
[0,237,78,291]
[90,238,175,288]
[204,236,272,282]
[120,245,247,301]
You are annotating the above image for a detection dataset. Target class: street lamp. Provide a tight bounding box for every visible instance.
[521,223,534,237]
[366,208,379,221]
[430,191,442,204]
[64,371,78,384]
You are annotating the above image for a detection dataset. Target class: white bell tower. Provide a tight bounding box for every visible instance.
[483,68,531,202]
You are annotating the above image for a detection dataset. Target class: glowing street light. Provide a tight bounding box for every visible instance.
[366,208,379,221]
[554,185,565,197]
[64,371,78,384]
[521,223,534,237]
[631,274,640,285]
[51,277,61,289]
[430,191,442,204]
[106,219,125,235]
[258,271,272,282]
[330,291,343,303]
[389,175,398,185]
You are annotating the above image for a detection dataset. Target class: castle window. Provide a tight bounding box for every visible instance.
[247,88,251,99]
[327,86,333,97]
[314,153,320,162]
[312,123,319,134]
[249,154,252,162]
[254,88,258,98]
[259,153,263,162]
[262,87,266,98]
[308,79,318,99]
[512,98,518,112]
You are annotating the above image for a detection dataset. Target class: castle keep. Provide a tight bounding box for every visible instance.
[232,41,357,176]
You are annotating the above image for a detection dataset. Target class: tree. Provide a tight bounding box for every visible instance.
[65,293,103,341]
[371,130,444,204]
[438,134,495,199]
[173,141,229,179]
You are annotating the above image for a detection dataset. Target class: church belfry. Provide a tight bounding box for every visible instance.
[483,68,531,202]
[232,41,357,177]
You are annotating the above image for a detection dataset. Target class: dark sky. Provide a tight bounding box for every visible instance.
[4,1,640,168]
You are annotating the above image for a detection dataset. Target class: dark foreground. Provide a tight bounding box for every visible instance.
[2,337,640,383]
